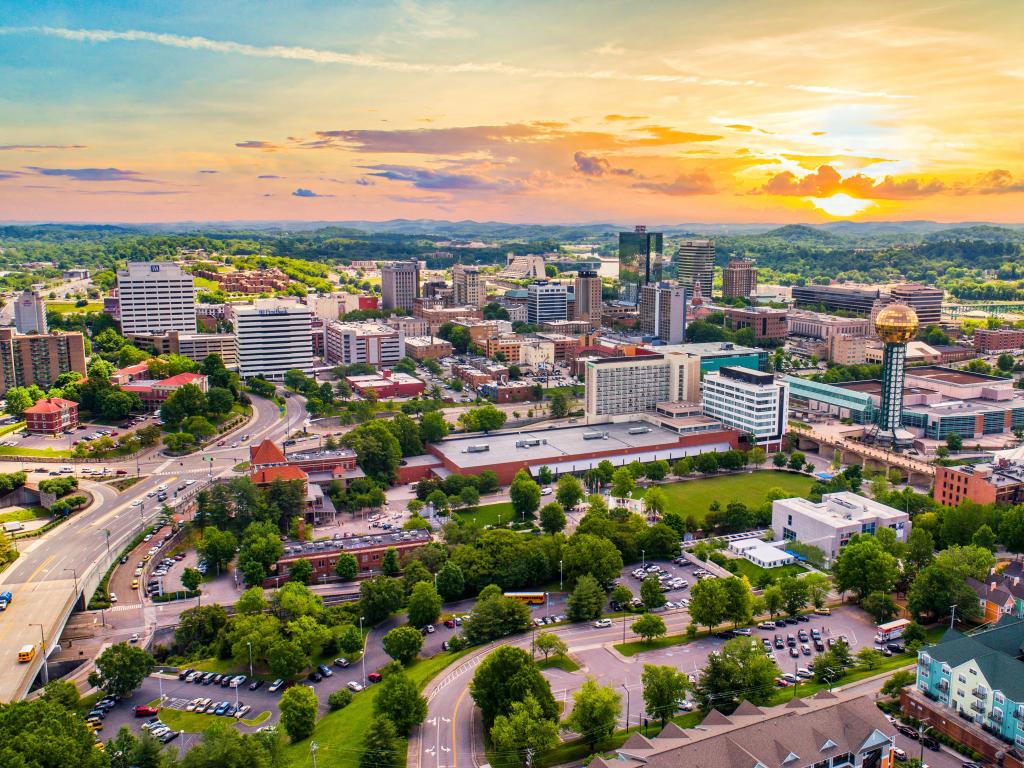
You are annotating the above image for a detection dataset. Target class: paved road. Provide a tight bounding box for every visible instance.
[0,392,300,701]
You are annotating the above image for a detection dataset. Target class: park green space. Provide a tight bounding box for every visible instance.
[46,301,102,313]
[727,559,806,583]
[635,471,815,525]
[455,501,514,527]
[538,655,580,672]
[282,648,472,768]
[0,506,49,524]
[0,445,72,458]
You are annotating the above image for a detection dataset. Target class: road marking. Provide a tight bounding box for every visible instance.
[27,554,55,583]
[451,678,470,767]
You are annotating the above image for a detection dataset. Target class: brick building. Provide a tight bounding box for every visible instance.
[0,329,87,394]
[346,371,425,398]
[195,268,290,293]
[723,306,788,342]
[266,530,431,585]
[24,397,79,435]
[974,328,1024,352]
[933,460,1024,507]
[404,336,453,361]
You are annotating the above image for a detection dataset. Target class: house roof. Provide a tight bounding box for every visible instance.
[250,465,307,485]
[250,439,287,466]
[24,397,77,414]
[156,372,207,387]
[925,618,1024,701]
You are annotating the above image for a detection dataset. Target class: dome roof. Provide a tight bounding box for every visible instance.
[875,303,919,344]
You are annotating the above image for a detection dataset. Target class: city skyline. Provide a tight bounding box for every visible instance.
[2,0,1023,223]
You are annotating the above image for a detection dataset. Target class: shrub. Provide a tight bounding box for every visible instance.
[328,689,353,711]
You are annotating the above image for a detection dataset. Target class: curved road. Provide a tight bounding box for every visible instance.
[0,392,303,701]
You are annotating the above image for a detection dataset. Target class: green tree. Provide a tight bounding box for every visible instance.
[562,533,624,587]
[610,584,633,609]
[856,647,884,669]
[279,684,318,743]
[374,663,428,736]
[287,614,331,658]
[336,552,359,580]
[328,688,354,711]
[489,694,560,768]
[748,447,767,467]
[381,547,401,576]
[632,613,667,643]
[881,670,916,698]
[458,403,507,432]
[688,577,728,633]
[694,452,720,474]
[537,465,553,485]
[567,574,605,621]
[197,526,237,575]
[206,386,234,415]
[641,663,689,725]
[722,576,753,626]
[763,584,784,617]
[777,575,810,616]
[862,591,898,622]
[0,698,107,768]
[268,639,309,679]
[549,390,569,418]
[359,716,401,768]
[470,646,558,728]
[972,523,997,552]
[436,560,465,601]
[87,642,154,699]
[534,631,567,661]
[336,623,365,655]
[555,474,584,510]
[385,626,423,667]
[832,535,899,600]
[772,452,787,468]
[419,411,449,443]
[610,468,636,500]
[288,557,314,584]
[640,574,667,610]
[402,559,432,595]
[407,581,442,627]
[563,677,620,751]
[360,576,405,624]
[947,432,963,452]
[509,469,541,520]
[343,421,403,483]
[643,486,668,518]
[181,566,202,594]
[539,501,567,534]
[694,636,780,712]
[40,680,80,711]
[907,562,981,622]
[387,412,424,457]
[802,572,830,609]
[160,382,208,427]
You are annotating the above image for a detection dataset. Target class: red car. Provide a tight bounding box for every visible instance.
[444,619,455,629]
[367,672,382,684]
[134,705,160,717]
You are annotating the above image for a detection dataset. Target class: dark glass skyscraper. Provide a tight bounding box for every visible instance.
[618,225,664,305]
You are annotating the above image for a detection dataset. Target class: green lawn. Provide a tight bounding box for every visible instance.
[455,501,515,527]
[0,445,72,458]
[46,301,102,313]
[538,655,580,672]
[283,649,471,768]
[727,559,806,583]
[0,506,49,524]
[635,471,815,525]
[157,708,228,734]
[0,421,25,437]
[194,277,220,290]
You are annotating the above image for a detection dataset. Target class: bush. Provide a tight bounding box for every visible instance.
[328,689,353,711]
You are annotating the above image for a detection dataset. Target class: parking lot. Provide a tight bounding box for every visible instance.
[3,413,160,452]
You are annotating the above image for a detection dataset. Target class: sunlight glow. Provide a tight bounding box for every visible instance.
[807,193,875,217]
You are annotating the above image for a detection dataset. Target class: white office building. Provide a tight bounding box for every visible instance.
[527,280,568,325]
[325,322,404,367]
[13,291,47,334]
[116,262,196,334]
[701,366,788,450]
[234,300,313,380]
[772,492,911,565]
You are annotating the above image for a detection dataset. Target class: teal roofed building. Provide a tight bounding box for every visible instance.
[915,617,1024,750]
[784,376,878,425]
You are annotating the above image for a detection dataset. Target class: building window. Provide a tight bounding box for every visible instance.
[958,674,967,684]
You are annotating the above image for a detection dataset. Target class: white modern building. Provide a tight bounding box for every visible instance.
[728,538,796,569]
[527,280,568,325]
[325,321,404,367]
[234,300,313,380]
[701,366,788,450]
[13,291,47,334]
[639,281,688,344]
[116,262,197,335]
[771,492,911,565]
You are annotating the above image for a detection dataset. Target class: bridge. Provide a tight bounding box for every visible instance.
[788,424,936,487]
[944,300,1024,318]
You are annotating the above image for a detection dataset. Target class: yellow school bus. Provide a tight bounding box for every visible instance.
[504,592,546,605]
[17,644,35,662]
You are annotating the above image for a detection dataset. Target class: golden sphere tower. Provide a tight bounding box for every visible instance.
[872,303,919,446]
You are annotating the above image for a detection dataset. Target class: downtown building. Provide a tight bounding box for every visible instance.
[722,306,788,342]
[116,262,197,334]
[381,261,420,311]
[639,282,688,344]
[526,280,568,325]
[573,270,603,329]
[676,239,715,299]
[0,329,87,394]
[722,257,757,299]
[890,283,943,327]
[452,264,486,308]
[701,366,789,450]
[13,291,47,334]
[325,321,404,367]
[618,226,664,305]
[234,300,313,380]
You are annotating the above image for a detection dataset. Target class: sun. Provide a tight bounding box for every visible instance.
[806,193,874,217]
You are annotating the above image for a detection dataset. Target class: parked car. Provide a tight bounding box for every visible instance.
[318,664,333,678]
[249,679,264,691]
[334,658,351,668]
[921,736,940,751]
[367,672,382,683]
[347,681,364,693]
[268,679,285,692]
[593,618,612,628]
[134,705,159,717]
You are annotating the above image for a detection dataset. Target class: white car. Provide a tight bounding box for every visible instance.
[109,592,117,603]
[593,618,613,628]
[347,681,364,692]
[132,499,143,507]
[540,487,553,496]
[157,484,167,492]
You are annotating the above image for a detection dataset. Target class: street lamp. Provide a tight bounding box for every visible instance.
[247,641,253,678]
[559,560,563,591]
[917,721,933,766]
[621,682,630,733]
[29,623,48,685]
[641,549,645,569]
[359,616,366,687]
[63,567,79,596]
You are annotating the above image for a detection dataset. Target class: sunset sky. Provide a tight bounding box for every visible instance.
[2,0,1023,224]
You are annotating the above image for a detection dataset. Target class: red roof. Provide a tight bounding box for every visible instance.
[157,372,207,387]
[24,397,77,415]
[250,439,287,466]
[250,465,307,484]
[115,362,151,377]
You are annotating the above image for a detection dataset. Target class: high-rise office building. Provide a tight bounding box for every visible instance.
[639,282,688,344]
[13,291,47,335]
[618,226,664,305]
[325,322,404,367]
[116,262,197,334]
[381,261,420,311]
[452,264,486,308]
[0,328,87,394]
[889,284,943,327]
[676,240,715,299]
[234,300,313,380]
[527,281,568,325]
[722,258,757,299]
[701,366,789,450]
[573,270,603,328]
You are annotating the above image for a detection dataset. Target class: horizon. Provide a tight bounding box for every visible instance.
[2,0,1023,224]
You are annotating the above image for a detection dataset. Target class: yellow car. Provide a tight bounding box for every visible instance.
[814,607,832,616]
[131,579,139,589]
[94,742,105,751]
[86,721,103,732]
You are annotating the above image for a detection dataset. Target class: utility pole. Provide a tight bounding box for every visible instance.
[103,529,111,562]
[360,616,366,688]
[950,604,958,629]
[621,683,630,733]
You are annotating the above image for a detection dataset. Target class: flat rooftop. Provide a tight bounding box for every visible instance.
[834,380,935,396]
[279,529,430,559]
[775,491,907,526]
[906,365,1007,386]
[431,421,692,469]
[287,446,357,461]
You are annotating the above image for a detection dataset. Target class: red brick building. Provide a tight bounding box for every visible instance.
[121,372,209,410]
[346,371,425,398]
[723,307,789,342]
[974,328,1024,352]
[24,397,79,435]
[266,530,432,586]
[933,460,1024,507]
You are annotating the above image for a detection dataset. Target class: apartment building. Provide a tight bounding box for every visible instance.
[527,280,568,325]
[828,334,868,365]
[452,264,486,308]
[933,461,1024,507]
[573,270,603,328]
[386,315,429,338]
[324,322,404,367]
[13,291,47,334]
[116,262,197,334]
[723,306,787,342]
[234,300,313,380]
[975,328,1024,352]
[639,282,688,344]
[0,329,87,394]
[584,350,700,419]
[772,492,909,565]
[721,257,757,299]
[381,261,420,311]
[404,336,452,361]
[701,366,788,449]
[675,239,714,299]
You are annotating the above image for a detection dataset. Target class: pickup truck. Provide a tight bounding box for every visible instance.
[0,591,12,611]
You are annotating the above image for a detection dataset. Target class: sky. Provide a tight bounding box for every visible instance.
[1,0,1023,224]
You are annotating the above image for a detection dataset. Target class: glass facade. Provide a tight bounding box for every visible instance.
[618,229,664,305]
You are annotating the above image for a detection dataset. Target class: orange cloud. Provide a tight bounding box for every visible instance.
[761,164,945,199]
